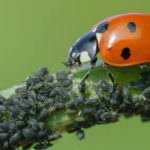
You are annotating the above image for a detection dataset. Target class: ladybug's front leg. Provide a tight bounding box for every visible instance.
[79,57,97,85]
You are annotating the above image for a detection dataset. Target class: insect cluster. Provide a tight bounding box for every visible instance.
[131,71,150,89]
[0,68,149,150]
[0,68,71,150]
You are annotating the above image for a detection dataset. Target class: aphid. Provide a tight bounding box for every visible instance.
[96,80,112,101]
[15,86,27,96]
[34,142,52,150]
[27,97,36,108]
[49,106,56,113]
[56,71,70,81]
[66,13,150,83]
[43,99,54,110]
[96,89,111,103]
[85,98,98,106]
[130,80,146,89]
[76,129,85,140]
[67,101,76,109]
[39,108,49,120]
[19,100,30,110]
[32,82,44,90]
[61,79,72,88]
[142,87,150,99]
[16,121,25,129]
[131,72,150,89]
[54,102,65,110]
[22,128,36,140]
[75,116,85,122]
[50,87,62,98]
[27,90,36,100]
[0,105,6,113]
[36,94,47,102]
[37,131,47,139]
[122,87,132,103]
[3,141,9,149]
[111,86,123,105]
[0,133,8,142]
[38,84,51,95]
[9,131,22,145]
[100,112,119,123]
[141,71,150,81]
[25,76,40,89]
[66,124,80,133]
[67,109,77,115]
[27,118,38,131]
[45,74,54,82]
[74,97,85,106]
[9,105,26,120]
[0,95,5,105]
[38,122,45,130]
[79,82,86,93]
[81,118,96,128]
[4,98,19,107]
[67,97,84,110]
[82,108,95,116]
[3,121,16,132]
[35,67,48,77]
[48,132,62,141]
[98,80,112,92]
[140,110,150,122]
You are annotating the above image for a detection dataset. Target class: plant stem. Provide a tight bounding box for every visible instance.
[0,62,149,150]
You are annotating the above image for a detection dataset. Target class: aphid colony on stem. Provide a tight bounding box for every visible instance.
[0,66,149,150]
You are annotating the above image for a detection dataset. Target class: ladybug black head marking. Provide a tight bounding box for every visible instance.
[96,22,108,33]
[65,32,98,67]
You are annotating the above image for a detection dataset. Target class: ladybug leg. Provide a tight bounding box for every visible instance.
[79,57,97,85]
[139,63,150,70]
[103,63,117,89]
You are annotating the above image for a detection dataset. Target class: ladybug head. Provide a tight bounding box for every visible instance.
[65,32,99,67]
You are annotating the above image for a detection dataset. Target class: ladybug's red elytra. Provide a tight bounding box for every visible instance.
[65,13,150,82]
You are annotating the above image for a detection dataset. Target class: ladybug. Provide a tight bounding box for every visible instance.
[65,13,150,82]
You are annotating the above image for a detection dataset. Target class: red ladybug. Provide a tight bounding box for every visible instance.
[66,13,150,81]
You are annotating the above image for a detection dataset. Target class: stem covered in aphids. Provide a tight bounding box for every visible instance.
[0,62,149,150]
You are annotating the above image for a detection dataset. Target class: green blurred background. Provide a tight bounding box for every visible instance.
[0,1,150,150]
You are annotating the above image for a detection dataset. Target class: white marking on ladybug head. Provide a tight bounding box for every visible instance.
[80,51,91,62]
[96,33,102,43]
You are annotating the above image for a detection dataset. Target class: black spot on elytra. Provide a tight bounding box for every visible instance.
[121,48,131,60]
[127,22,136,32]
[96,22,108,33]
